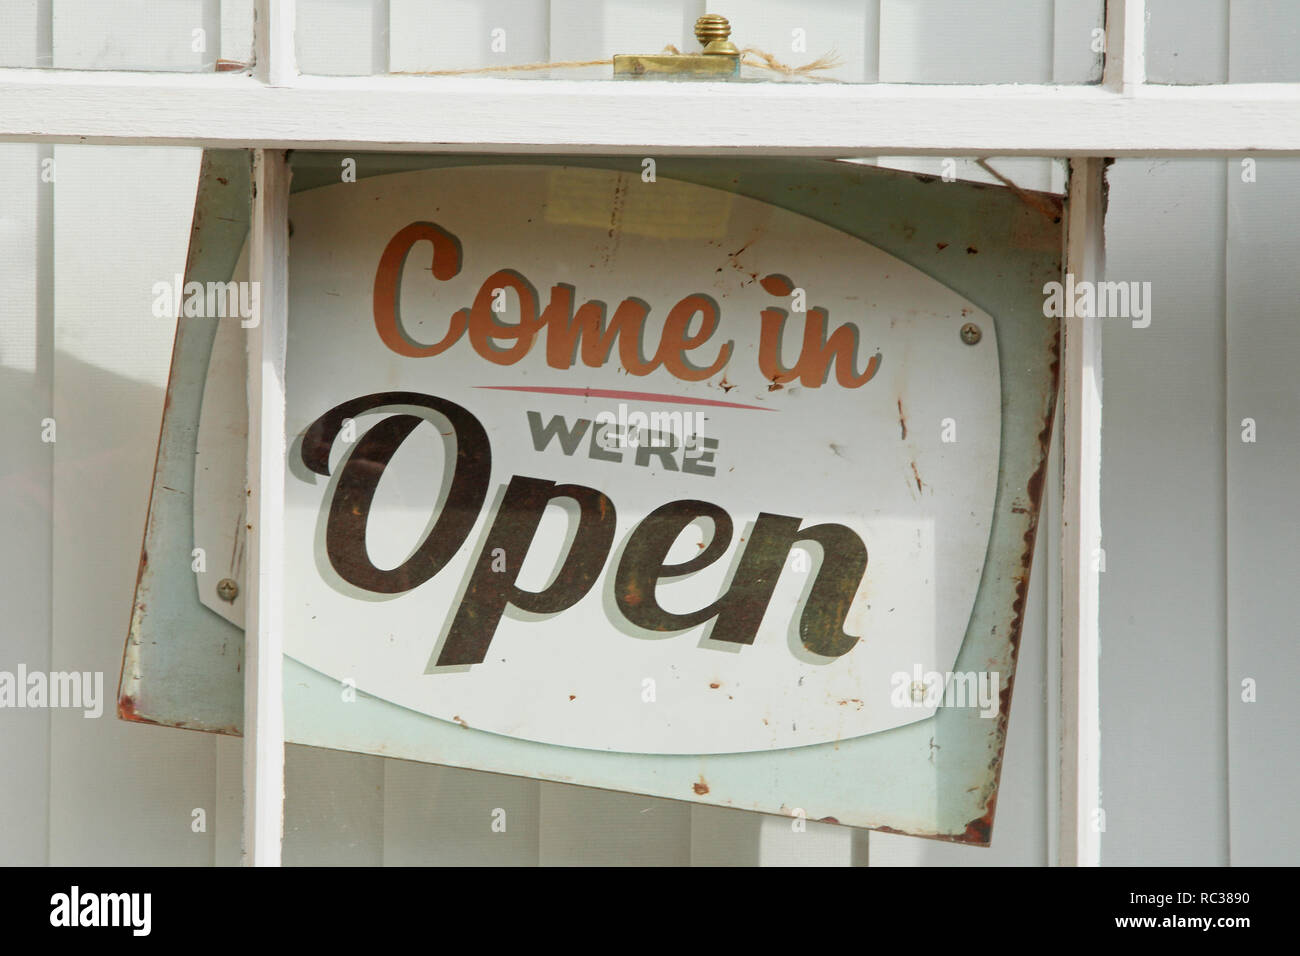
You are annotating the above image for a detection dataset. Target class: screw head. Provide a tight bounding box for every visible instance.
[695,14,739,54]
[960,322,982,345]
[216,578,239,602]
[695,14,731,44]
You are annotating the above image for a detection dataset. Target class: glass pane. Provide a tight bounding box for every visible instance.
[0,0,253,71]
[0,142,222,863]
[295,0,1104,83]
[1147,0,1300,84]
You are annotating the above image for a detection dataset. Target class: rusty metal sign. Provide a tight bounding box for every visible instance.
[120,151,1062,842]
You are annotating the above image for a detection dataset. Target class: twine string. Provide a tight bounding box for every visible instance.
[397,45,843,79]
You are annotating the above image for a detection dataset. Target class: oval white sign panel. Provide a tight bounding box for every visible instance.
[282,164,1001,754]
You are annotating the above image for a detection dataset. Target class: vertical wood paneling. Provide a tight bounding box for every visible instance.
[0,0,51,68]
[52,0,217,71]
[878,0,1057,83]
[1145,0,1228,84]
[0,1,52,873]
[1223,8,1300,865]
[1053,0,1105,84]
[382,761,541,865]
[282,746,385,865]
[1226,0,1300,82]
[389,0,547,73]
[757,816,861,866]
[48,145,217,865]
[688,805,762,866]
[1098,158,1229,865]
[297,0,390,75]
[0,143,54,866]
[1223,157,1300,865]
[537,783,692,866]
[1224,158,1300,866]
[221,0,256,67]
[715,0,878,82]
[1094,0,1233,869]
[550,0,701,62]
[214,735,243,866]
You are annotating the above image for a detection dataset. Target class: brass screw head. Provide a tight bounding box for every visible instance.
[217,578,239,602]
[960,322,982,345]
[696,14,739,55]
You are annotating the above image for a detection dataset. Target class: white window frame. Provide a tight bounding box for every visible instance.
[4,0,1294,867]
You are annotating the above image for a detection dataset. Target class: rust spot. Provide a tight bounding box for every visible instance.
[568,694,576,701]
[117,694,150,724]
[727,238,756,264]
[966,246,979,255]
[910,461,924,493]
[452,715,468,728]
[867,815,996,846]
[913,174,937,184]
[120,692,241,735]
[692,778,710,795]
[936,242,949,251]
[897,398,908,440]
[709,682,720,689]
[622,581,643,607]
[960,801,995,846]
[818,816,840,825]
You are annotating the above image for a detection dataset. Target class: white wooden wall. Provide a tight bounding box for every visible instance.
[2,0,1297,866]
[1097,0,1300,867]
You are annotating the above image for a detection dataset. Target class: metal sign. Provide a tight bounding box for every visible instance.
[121,151,1062,842]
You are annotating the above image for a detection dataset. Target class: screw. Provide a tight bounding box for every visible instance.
[960,322,982,345]
[217,578,239,602]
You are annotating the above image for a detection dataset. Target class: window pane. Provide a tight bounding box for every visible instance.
[1147,0,1300,84]
[295,0,1104,83]
[0,0,253,72]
